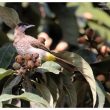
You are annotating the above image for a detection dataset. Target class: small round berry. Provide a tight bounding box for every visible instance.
[24,54,32,61]
[13,62,21,70]
[34,59,41,67]
[15,55,23,64]
[32,53,39,62]
[27,60,34,69]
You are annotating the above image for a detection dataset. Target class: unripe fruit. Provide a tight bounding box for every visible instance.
[13,62,21,70]
[32,53,39,62]
[24,54,32,61]
[34,59,41,67]
[15,55,23,64]
[27,60,34,69]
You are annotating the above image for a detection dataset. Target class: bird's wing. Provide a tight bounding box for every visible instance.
[26,35,52,53]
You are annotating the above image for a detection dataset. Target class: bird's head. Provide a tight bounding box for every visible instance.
[15,23,35,33]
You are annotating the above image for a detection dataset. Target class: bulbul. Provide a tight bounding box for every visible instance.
[13,23,76,72]
[13,23,96,107]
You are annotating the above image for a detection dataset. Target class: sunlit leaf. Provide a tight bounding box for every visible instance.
[76,4,110,28]
[0,6,21,28]
[96,81,105,108]
[35,82,54,107]
[88,21,110,41]
[0,68,14,80]
[0,92,49,108]
[45,74,59,107]
[55,51,96,107]
[39,61,62,74]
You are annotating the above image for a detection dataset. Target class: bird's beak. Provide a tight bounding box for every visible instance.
[26,24,35,29]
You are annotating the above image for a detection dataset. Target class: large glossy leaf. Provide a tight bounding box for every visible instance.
[2,75,22,94]
[55,51,96,107]
[76,4,110,28]
[45,74,59,107]
[0,43,16,68]
[35,82,54,107]
[39,61,62,74]
[0,92,49,108]
[62,74,77,107]
[96,81,105,108]
[0,68,14,80]
[73,78,91,107]
[0,6,21,28]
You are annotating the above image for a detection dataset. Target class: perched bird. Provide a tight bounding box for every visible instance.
[13,23,96,107]
[13,23,76,72]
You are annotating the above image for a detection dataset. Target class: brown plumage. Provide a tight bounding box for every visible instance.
[13,23,76,73]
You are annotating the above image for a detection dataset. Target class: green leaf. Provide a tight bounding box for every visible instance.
[45,75,59,107]
[62,74,77,107]
[0,6,21,28]
[0,43,16,68]
[39,61,62,74]
[0,68,14,80]
[88,21,110,41]
[96,81,105,108]
[35,82,54,107]
[67,2,93,9]
[73,78,91,107]
[0,92,49,108]
[0,30,9,47]
[76,4,110,28]
[55,51,96,107]
[2,75,22,94]
[3,103,19,108]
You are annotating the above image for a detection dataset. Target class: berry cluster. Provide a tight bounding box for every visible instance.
[13,54,41,75]
[78,28,110,60]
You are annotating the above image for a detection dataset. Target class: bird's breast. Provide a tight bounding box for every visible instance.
[13,39,31,55]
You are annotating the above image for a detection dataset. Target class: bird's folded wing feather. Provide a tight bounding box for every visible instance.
[26,35,52,53]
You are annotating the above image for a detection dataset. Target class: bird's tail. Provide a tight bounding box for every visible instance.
[43,52,76,72]
[55,56,76,72]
